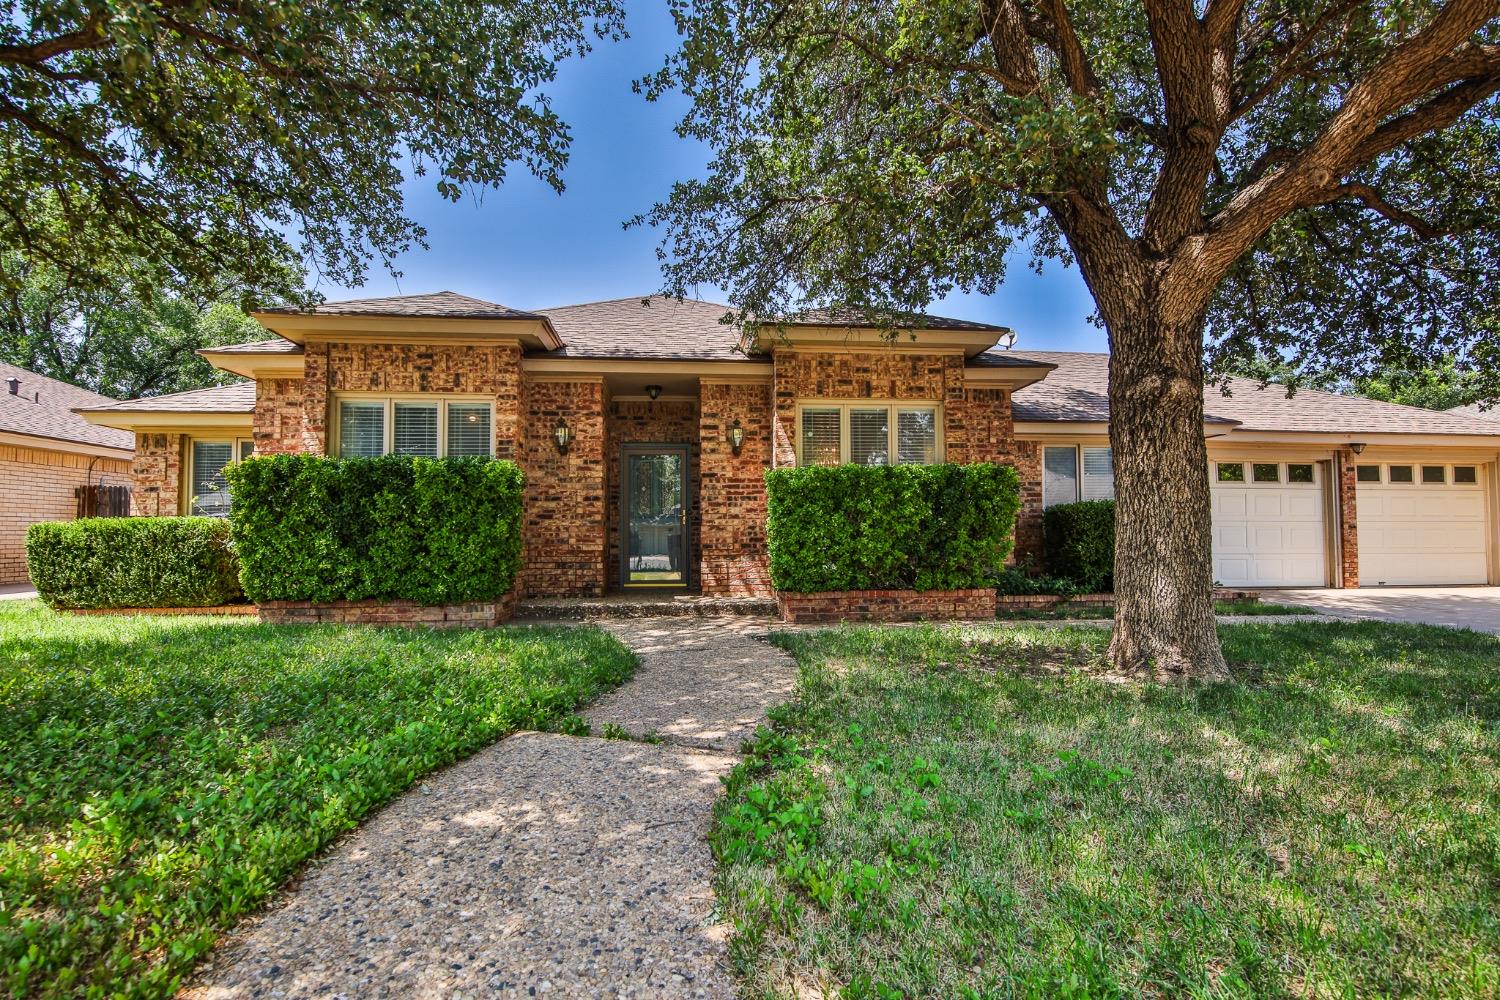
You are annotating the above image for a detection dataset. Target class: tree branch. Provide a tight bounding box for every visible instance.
[0,12,109,65]
[1324,183,1448,239]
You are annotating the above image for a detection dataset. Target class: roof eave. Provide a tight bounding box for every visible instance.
[250,312,564,351]
[74,407,254,432]
[0,427,133,458]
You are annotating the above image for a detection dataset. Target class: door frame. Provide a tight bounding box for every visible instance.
[618,442,693,590]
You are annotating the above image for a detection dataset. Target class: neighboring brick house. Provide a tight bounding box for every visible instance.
[76,292,1500,597]
[1,362,134,585]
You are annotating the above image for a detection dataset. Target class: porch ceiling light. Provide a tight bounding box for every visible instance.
[646,384,663,400]
[553,418,572,454]
[728,418,746,455]
[1349,442,1367,455]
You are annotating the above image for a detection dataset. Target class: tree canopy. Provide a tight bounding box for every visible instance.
[642,0,1500,677]
[0,0,625,303]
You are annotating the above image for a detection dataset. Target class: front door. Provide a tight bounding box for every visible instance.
[621,445,690,588]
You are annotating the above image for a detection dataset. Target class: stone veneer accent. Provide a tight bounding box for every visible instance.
[253,378,305,455]
[522,378,607,597]
[1009,440,1043,564]
[779,588,998,623]
[1335,448,1359,588]
[0,443,131,584]
[699,379,775,596]
[605,399,700,586]
[258,594,515,627]
[131,432,183,516]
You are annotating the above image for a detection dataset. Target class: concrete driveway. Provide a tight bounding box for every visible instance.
[1273,587,1500,634]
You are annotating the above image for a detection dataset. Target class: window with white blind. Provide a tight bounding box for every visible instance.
[333,397,494,458]
[188,437,254,516]
[796,403,940,465]
[1044,445,1114,507]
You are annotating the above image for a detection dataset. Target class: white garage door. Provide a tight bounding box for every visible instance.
[1357,462,1488,586]
[1211,460,1327,587]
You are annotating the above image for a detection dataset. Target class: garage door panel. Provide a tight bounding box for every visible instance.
[1211,474,1327,588]
[1357,483,1488,586]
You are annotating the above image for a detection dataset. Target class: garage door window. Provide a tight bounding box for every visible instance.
[1388,465,1414,483]
[1288,463,1315,483]
[1216,462,1245,483]
[1455,466,1478,484]
[1422,465,1446,484]
[1252,463,1279,483]
[1357,465,1381,482]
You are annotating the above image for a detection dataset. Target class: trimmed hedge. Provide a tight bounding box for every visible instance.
[1042,499,1116,592]
[225,454,523,605]
[766,463,1019,592]
[26,517,243,609]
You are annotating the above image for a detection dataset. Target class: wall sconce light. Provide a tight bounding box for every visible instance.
[996,329,1017,350]
[553,419,572,453]
[728,418,746,455]
[645,384,663,401]
[1348,442,1367,455]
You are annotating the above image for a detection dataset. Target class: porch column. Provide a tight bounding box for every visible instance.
[1335,447,1360,588]
[699,377,774,596]
[520,376,607,597]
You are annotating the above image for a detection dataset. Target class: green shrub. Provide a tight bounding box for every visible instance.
[1042,499,1115,592]
[226,454,523,604]
[765,463,1019,592]
[993,563,1085,598]
[26,517,242,609]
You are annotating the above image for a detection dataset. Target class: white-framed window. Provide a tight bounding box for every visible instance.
[1043,445,1114,508]
[1213,460,1320,487]
[1356,463,1482,487]
[795,402,941,466]
[332,396,494,459]
[188,437,254,517]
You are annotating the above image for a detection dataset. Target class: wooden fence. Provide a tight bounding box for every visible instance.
[75,483,132,518]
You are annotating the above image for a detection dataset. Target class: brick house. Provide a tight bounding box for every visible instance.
[76,292,1500,596]
[1,362,134,585]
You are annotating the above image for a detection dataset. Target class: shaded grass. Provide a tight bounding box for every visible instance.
[995,600,1315,621]
[0,600,634,998]
[714,620,1500,998]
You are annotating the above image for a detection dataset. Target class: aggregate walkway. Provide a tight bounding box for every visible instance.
[185,617,798,1000]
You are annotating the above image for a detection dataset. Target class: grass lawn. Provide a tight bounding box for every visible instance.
[996,600,1315,621]
[716,621,1500,998]
[0,600,634,999]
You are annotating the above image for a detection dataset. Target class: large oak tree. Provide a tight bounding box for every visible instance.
[0,0,624,301]
[642,0,1500,679]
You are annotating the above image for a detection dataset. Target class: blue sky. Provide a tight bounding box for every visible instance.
[322,5,1108,354]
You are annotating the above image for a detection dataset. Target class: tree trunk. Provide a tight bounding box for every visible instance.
[1104,288,1229,682]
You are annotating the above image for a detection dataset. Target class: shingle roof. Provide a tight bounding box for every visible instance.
[76,381,257,414]
[789,307,1012,333]
[202,338,303,355]
[260,291,543,321]
[0,362,133,451]
[1446,402,1500,422]
[535,297,760,362]
[1011,351,1500,435]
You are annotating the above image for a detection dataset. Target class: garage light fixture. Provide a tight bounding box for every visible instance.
[728,419,746,455]
[1349,442,1367,455]
[645,384,663,400]
[553,418,572,454]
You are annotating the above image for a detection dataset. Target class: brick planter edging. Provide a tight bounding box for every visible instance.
[258,592,515,628]
[996,588,1261,612]
[65,604,258,617]
[778,588,997,624]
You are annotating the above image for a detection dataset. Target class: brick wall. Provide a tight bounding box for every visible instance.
[0,444,131,584]
[1335,448,1359,588]
[700,379,774,596]
[1011,440,1043,565]
[779,587,997,623]
[253,378,305,455]
[605,399,700,586]
[521,378,606,597]
[131,433,183,516]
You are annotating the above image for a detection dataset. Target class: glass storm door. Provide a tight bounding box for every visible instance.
[622,446,689,587]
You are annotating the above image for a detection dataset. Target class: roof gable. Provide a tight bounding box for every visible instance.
[0,362,133,451]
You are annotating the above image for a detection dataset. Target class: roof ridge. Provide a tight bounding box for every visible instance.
[536,294,730,312]
[76,379,253,410]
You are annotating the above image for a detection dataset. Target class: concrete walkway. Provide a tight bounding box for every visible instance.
[1273,586,1500,634]
[185,618,798,999]
[0,583,38,600]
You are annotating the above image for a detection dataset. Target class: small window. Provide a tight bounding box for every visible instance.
[1454,466,1478,484]
[1082,447,1115,500]
[1388,465,1414,483]
[800,408,841,466]
[1287,464,1314,484]
[849,408,890,465]
[1356,465,1381,483]
[1252,463,1280,483]
[447,403,492,458]
[239,440,255,462]
[339,401,385,457]
[393,402,440,457]
[1421,465,1446,484]
[190,442,234,517]
[895,409,937,465]
[1216,463,1245,483]
[1044,447,1079,508]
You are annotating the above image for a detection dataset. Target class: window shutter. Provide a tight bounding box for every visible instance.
[800,409,841,465]
[339,402,385,457]
[393,402,439,457]
[1081,447,1114,500]
[446,403,492,457]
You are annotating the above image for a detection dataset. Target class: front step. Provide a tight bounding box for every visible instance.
[515,595,780,620]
